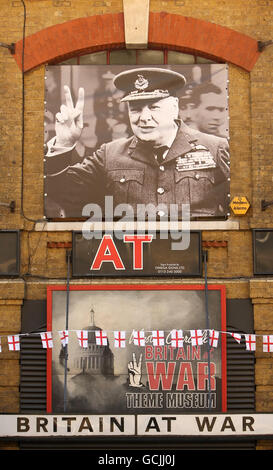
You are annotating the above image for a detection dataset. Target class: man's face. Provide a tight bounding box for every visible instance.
[128,96,179,146]
[194,92,225,135]
[179,101,194,127]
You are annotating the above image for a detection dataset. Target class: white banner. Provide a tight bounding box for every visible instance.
[1,414,273,437]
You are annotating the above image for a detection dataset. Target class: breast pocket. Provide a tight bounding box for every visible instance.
[175,169,215,207]
[106,169,145,205]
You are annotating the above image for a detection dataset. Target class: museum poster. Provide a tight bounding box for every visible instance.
[44,64,230,220]
[47,285,227,414]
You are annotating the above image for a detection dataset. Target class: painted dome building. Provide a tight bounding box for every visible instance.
[72,308,114,377]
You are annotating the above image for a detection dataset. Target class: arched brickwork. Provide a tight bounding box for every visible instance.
[149,12,260,71]
[13,12,260,72]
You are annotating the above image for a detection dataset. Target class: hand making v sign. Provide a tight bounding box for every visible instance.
[55,85,85,148]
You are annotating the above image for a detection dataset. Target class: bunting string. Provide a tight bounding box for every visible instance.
[2,329,273,353]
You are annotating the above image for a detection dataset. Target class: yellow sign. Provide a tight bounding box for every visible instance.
[230,196,250,215]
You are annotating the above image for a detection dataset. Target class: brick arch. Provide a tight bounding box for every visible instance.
[14,12,260,72]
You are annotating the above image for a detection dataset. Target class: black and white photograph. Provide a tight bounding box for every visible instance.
[49,286,226,414]
[44,64,230,220]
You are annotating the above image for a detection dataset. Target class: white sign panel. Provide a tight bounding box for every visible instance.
[0,415,135,437]
[1,414,273,437]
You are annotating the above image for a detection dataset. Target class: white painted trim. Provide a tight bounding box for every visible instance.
[35,220,239,232]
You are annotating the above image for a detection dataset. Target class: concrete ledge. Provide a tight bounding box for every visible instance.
[35,220,239,232]
[0,280,25,301]
[250,279,273,299]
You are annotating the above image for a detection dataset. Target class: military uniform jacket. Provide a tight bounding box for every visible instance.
[45,122,230,219]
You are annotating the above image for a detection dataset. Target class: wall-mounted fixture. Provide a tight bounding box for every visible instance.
[0,201,15,213]
[0,42,15,54]
[258,40,273,52]
[261,199,273,211]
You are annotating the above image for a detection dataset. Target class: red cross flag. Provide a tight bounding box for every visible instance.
[263,335,273,353]
[133,330,145,347]
[40,332,53,349]
[95,330,108,346]
[244,334,256,351]
[209,330,219,348]
[230,332,241,344]
[190,329,203,346]
[8,335,20,351]
[58,330,69,347]
[76,330,88,348]
[114,331,126,348]
[152,330,165,346]
[170,329,183,348]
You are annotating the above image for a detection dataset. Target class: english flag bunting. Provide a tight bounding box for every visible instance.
[230,332,241,344]
[244,334,256,351]
[58,330,69,347]
[40,332,53,349]
[95,330,108,346]
[114,331,126,348]
[8,335,20,351]
[263,335,273,353]
[170,329,184,348]
[2,328,273,354]
[76,330,88,348]
[133,330,145,347]
[152,330,165,346]
[209,330,219,348]
[190,329,203,346]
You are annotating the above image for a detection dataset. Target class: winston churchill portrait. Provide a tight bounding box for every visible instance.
[45,65,230,220]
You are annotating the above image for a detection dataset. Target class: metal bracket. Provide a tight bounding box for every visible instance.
[261,199,273,211]
[0,201,15,213]
[202,250,208,263]
[258,40,273,52]
[66,249,72,262]
[0,42,15,55]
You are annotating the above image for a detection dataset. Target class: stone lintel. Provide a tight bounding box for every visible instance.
[123,0,149,49]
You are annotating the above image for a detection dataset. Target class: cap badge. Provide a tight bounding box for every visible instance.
[134,75,149,91]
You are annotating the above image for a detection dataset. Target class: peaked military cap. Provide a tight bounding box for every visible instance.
[113,67,186,102]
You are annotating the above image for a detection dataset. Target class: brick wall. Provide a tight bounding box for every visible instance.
[0,0,272,450]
